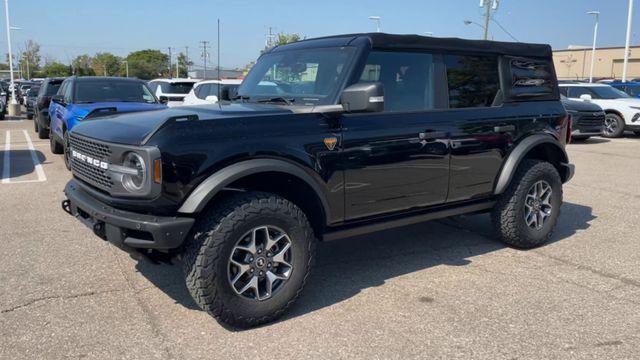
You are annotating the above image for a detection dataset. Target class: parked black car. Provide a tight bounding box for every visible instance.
[62,33,574,328]
[25,86,40,119]
[561,95,605,140]
[33,77,65,139]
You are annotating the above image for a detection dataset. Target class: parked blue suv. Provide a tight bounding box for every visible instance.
[49,76,167,168]
[608,81,640,98]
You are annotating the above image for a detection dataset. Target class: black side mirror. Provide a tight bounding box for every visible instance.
[219,85,238,101]
[51,94,66,106]
[158,96,169,104]
[340,82,384,113]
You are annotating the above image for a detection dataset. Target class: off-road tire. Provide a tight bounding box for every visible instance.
[49,127,63,154]
[34,117,38,131]
[492,159,562,249]
[183,191,316,328]
[602,113,625,138]
[27,113,33,120]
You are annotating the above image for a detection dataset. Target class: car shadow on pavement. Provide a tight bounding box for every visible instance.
[133,201,595,327]
[572,137,610,144]
[0,150,47,179]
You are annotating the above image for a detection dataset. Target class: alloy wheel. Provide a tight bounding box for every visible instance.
[603,117,618,136]
[227,225,293,301]
[524,180,553,230]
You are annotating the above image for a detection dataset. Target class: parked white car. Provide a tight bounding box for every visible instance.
[559,82,640,137]
[147,78,199,107]
[181,79,243,106]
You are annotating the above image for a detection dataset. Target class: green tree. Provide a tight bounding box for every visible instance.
[275,33,301,46]
[41,61,71,77]
[125,49,169,80]
[72,54,95,76]
[91,52,121,76]
[176,52,192,78]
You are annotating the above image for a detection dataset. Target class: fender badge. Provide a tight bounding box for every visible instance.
[323,137,338,151]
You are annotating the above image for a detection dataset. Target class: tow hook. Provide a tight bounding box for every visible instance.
[61,199,72,216]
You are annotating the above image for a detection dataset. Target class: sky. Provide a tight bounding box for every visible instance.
[2,0,638,69]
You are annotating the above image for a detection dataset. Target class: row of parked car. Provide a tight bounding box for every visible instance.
[20,76,241,168]
[560,81,640,139]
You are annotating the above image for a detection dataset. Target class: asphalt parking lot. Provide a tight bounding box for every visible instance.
[1,114,639,360]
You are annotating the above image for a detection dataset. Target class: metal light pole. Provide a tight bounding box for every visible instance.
[622,0,634,82]
[587,11,600,83]
[368,16,381,32]
[4,0,17,106]
[123,60,129,77]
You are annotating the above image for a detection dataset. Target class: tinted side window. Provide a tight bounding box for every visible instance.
[567,87,593,98]
[559,86,568,97]
[359,51,434,112]
[445,54,500,108]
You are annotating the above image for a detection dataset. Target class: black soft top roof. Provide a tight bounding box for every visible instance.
[273,33,552,58]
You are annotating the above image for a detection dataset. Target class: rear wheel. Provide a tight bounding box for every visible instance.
[49,126,63,155]
[492,160,562,249]
[37,117,48,139]
[183,191,316,328]
[602,113,625,138]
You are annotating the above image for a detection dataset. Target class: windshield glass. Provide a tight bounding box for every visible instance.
[74,80,157,103]
[591,86,630,99]
[46,82,62,96]
[159,82,195,94]
[237,46,356,105]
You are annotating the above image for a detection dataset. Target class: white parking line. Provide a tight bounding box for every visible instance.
[0,130,47,184]
[22,129,47,182]
[1,130,10,183]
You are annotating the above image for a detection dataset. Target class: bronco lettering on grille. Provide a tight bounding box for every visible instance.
[71,150,109,170]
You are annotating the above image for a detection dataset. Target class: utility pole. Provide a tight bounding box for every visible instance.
[200,40,210,79]
[479,0,499,40]
[265,26,275,48]
[4,0,17,107]
[217,19,221,81]
[168,47,173,78]
[587,11,600,83]
[185,46,189,76]
[622,0,634,82]
[123,60,129,77]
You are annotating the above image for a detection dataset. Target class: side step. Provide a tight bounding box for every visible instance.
[323,200,495,241]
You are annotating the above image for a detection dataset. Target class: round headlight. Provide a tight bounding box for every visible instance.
[121,152,146,192]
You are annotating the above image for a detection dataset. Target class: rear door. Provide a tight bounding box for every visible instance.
[341,50,451,220]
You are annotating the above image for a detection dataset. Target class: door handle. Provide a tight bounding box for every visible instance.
[419,131,447,141]
[494,125,516,133]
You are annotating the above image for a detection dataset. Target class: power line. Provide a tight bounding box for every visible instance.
[490,17,518,42]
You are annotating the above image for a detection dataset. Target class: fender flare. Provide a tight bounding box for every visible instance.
[493,134,569,195]
[177,159,331,221]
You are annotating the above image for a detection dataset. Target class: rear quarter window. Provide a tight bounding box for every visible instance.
[505,56,557,100]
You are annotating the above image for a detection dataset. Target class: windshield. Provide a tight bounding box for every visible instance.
[159,82,195,94]
[590,86,630,99]
[237,46,356,105]
[45,82,62,96]
[74,80,157,103]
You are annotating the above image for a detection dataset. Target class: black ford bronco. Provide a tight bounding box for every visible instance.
[62,33,574,328]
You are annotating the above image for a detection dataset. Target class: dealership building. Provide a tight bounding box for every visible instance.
[553,45,640,80]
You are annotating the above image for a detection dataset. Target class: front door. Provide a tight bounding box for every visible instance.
[341,50,451,220]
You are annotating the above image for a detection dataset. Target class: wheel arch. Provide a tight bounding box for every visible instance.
[178,159,331,234]
[604,108,624,120]
[494,134,572,195]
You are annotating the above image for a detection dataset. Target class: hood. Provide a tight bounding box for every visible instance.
[74,102,168,120]
[561,99,603,112]
[71,102,292,146]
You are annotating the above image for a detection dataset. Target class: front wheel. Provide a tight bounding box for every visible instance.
[49,126,63,155]
[602,113,625,138]
[183,191,316,328]
[492,160,563,249]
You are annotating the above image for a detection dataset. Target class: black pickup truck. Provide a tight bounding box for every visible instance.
[62,33,574,328]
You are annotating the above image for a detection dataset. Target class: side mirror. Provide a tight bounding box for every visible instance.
[340,82,384,113]
[205,95,219,103]
[579,94,592,102]
[219,85,238,101]
[51,94,66,106]
[158,96,169,104]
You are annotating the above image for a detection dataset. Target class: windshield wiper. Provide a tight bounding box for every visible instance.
[256,97,295,105]
[232,95,250,101]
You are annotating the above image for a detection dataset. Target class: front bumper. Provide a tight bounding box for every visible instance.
[63,180,194,250]
[572,127,602,137]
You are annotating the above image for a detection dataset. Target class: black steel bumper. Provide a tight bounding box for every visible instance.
[63,180,194,250]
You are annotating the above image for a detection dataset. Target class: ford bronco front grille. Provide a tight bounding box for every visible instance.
[69,133,113,191]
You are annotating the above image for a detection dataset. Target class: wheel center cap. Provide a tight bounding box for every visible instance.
[256,257,266,267]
